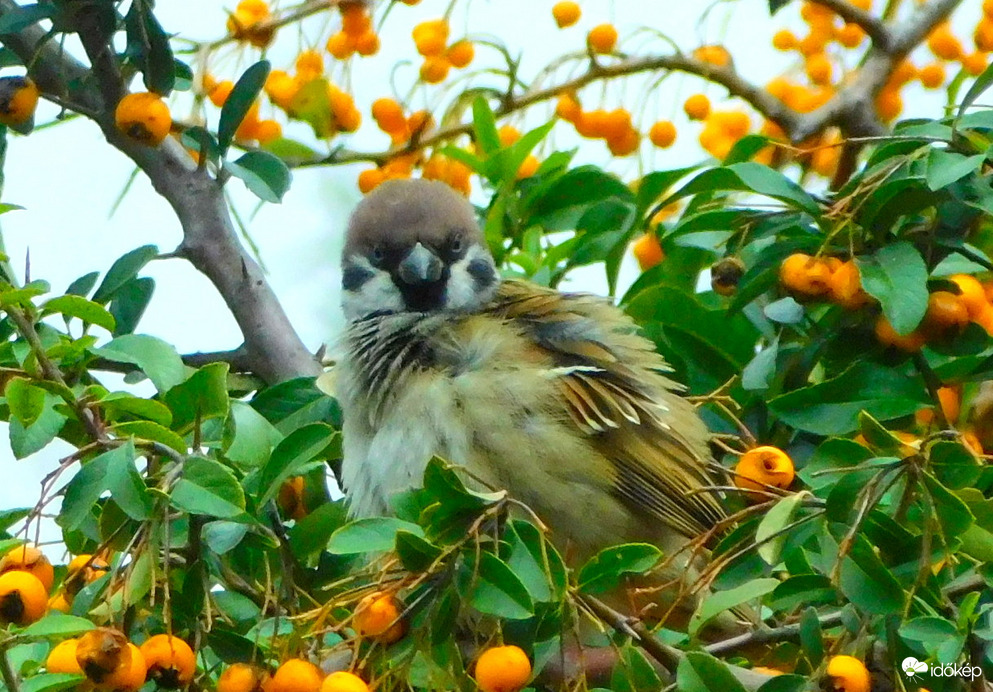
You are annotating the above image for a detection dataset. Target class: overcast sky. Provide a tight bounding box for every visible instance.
[0,0,976,550]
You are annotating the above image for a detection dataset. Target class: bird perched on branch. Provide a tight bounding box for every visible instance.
[335,178,731,626]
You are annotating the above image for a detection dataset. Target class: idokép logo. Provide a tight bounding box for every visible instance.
[902,657,983,680]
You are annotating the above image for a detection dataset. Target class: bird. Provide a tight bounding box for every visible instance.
[334,178,731,627]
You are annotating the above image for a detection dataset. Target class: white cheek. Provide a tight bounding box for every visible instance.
[342,271,404,321]
[445,248,497,311]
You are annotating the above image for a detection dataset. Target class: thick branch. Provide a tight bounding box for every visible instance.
[810,0,891,49]
[0,2,321,385]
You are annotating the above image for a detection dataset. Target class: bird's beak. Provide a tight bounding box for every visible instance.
[397,242,443,285]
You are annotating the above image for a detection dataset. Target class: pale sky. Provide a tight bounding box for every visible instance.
[0,0,976,549]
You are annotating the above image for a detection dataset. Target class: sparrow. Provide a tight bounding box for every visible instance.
[334,178,729,623]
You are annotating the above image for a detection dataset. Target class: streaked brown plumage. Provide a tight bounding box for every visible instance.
[336,178,731,625]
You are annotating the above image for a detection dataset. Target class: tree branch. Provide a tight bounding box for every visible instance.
[810,0,892,49]
[0,1,322,385]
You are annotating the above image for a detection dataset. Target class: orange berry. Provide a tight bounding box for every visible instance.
[835,23,864,48]
[340,3,372,37]
[265,70,299,110]
[875,88,902,122]
[929,21,963,60]
[413,19,449,57]
[917,386,961,427]
[326,31,355,59]
[209,80,234,107]
[698,124,735,160]
[420,56,451,83]
[234,101,262,142]
[890,59,918,86]
[76,628,131,686]
[115,92,171,146]
[798,30,828,57]
[47,638,83,675]
[923,290,970,337]
[101,643,146,692]
[825,655,871,692]
[227,1,275,48]
[875,316,926,352]
[407,109,434,137]
[602,108,632,140]
[268,660,323,692]
[977,304,993,335]
[354,31,380,56]
[632,233,664,271]
[976,21,993,53]
[140,635,195,688]
[710,110,751,137]
[985,0,993,18]
[65,554,109,595]
[828,260,869,309]
[962,430,984,456]
[574,108,607,138]
[0,76,38,127]
[0,545,54,592]
[588,24,618,54]
[498,125,522,147]
[0,571,48,625]
[555,92,582,122]
[551,1,581,28]
[255,119,282,144]
[772,29,797,51]
[474,645,532,692]
[805,53,833,85]
[949,274,989,319]
[296,50,324,81]
[446,40,475,68]
[353,592,404,643]
[779,253,832,297]
[372,98,407,133]
[218,664,269,692]
[357,168,386,194]
[693,45,731,67]
[800,2,834,24]
[47,591,72,613]
[734,446,795,500]
[607,127,640,156]
[683,93,711,120]
[649,120,677,148]
[919,62,946,89]
[962,52,989,76]
[321,672,369,692]
[516,155,540,180]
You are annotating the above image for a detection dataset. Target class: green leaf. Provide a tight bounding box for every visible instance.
[286,78,334,138]
[171,479,245,519]
[108,277,154,336]
[288,501,348,564]
[526,166,634,228]
[957,61,993,118]
[923,472,974,538]
[857,242,928,335]
[22,612,95,638]
[41,295,115,332]
[676,652,748,692]
[577,543,662,595]
[471,96,500,156]
[611,644,662,692]
[20,673,87,692]
[257,423,336,505]
[463,551,534,620]
[124,0,175,95]
[756,493,804,565]
[65,272,99,298]
[92,334,186,392]
[768,361,929,435]
[327,517,424,555]
[504,520,566,603]
[838,537,904,615]
[769,574,838,611]
[104,440,152,521]
[5,377,45,426]
[173,457,246,518]
[8,401,65,459]
[925,150,985,191]
[689,578,778,637]
[58,445,130,531]
[0,4,51,33]
[394,530,443,572]
[163,362,230,432]
[224,401,281,468]
[218,61,270,152]
[98,392,172,427]
[91,245,158,304]
[227,151,291,203]
[203,521,248,554]
[112,421,187,454]
[665,164,820,215]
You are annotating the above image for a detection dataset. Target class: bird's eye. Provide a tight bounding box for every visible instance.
[371,245,385,264]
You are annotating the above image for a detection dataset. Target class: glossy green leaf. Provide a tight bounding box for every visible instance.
[5,377,45,426]
[124,0,175,95]
[104,440,152,521]
[227,151,291,203]
[218,60,270,152]
[689,578,778,637]
[163,362,230,432]
[41,295,115,331]
[328,517,424,554]
[463,551,534,620]
[257,423,336,505]
[108,277,154,336]
[113,421,187,454]
[92,334,186,392]
[91,245,158,305]
[857,242,928,335]
[756,493,805,565]
[676,652,748,692]
[22,613,95,637]
[577,543,661,595]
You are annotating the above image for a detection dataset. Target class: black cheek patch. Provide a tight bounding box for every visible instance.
[342,263,375,291]
[466,258,496,290]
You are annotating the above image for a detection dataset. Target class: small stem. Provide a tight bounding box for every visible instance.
[0,643,20,692]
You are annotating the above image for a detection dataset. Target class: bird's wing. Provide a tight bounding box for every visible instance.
[488,280,726,538]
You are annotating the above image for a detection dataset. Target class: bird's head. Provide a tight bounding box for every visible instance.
[341,178,499,320]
